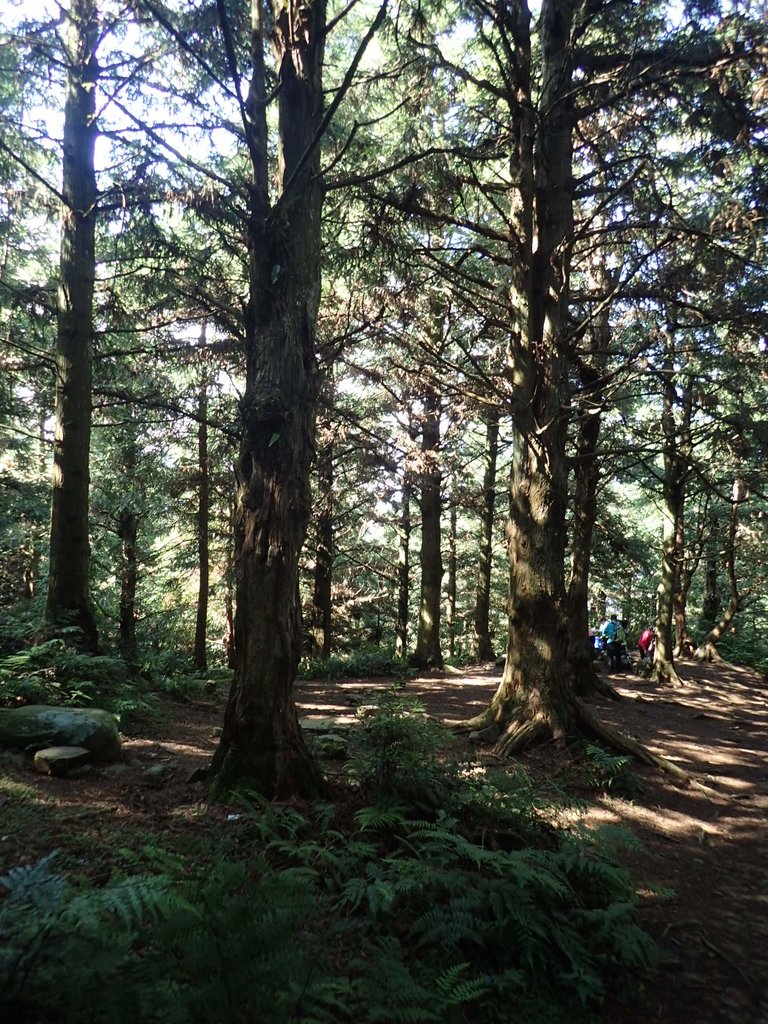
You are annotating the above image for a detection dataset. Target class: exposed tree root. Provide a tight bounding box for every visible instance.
[444,708,496,732]
[494,712,552,757]
[573,700,689,780]
[693,641,725,664]
[591,674,622,701]
[451,696,721,796]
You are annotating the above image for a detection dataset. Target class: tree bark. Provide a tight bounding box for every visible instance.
[395,469,412,659]
[471,404,499,662]
[654,349,684,685]
[469,0,577,755]
[45,0,99,649]
[446,490,457,659]
[567,236,611,696]
[208,0,330,799]
[414,383,444,668]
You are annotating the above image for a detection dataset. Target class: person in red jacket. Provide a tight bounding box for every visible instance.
[637,626,655,661]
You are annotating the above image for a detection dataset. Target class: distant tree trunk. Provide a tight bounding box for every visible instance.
[209,0,333,799]
[694,482,746,662]
[310,373,335,659]
[566,235,612,695]
[118,423,139,666]
[670,388,695,657]
[654,350,684,685]
[118,508,138,664]
[395,471,412,659]
[446,491,457,659]
[194,376,209,672]
[567,363,606,695]
[45,0,99,649]
[414,384,443,668]
[471,404,499,662]
[701,515,722,627]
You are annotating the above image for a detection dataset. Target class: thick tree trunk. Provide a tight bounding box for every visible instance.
[414,384,444,668]
[395,471,412,659]
[194,378,209,672]
[473,0,577,755]
[208,0,328,799]
[45,0,98,649]
[471,404,499,662]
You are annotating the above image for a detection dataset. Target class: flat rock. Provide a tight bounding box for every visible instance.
[0,705,121,762]
[33,746,91,777]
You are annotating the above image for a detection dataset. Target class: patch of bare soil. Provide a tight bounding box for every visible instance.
[1,660,766,1023]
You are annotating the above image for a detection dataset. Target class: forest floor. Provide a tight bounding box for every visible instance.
[1,658,766,1023]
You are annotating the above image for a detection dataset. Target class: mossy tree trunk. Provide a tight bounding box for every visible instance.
[472,0,578,756]
[45,0,99,649]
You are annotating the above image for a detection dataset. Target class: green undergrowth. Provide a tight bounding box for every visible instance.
[0,623,235,734]
[1,694,659,1024]
[299,647,415,682]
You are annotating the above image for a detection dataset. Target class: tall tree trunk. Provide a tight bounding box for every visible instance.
[671,388,694,657]
[469,0,576,755]
[209,0,330,799]
[446,490,457,659]
[395,470,412,659]
[310,372,335,659]
[45,0,98,649]
[194,376,209,672]
[471,404,499,662]
[567,364,606,695]
[654,350,684,685]
[566,235,612,695]
[414,384,443,668]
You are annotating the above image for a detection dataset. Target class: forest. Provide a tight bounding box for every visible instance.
[1,0,767,1022]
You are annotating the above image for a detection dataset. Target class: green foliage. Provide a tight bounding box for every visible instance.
[714,627,768,676]
[1,790,663,1024]
[345,693,455,809]
[0,639,130,707]
[299,648,414,681]
[578,743,638,797]
[0,729,659,1024]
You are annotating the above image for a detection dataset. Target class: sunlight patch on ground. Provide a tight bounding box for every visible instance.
[591,794,728,844]
[124,737,213,757]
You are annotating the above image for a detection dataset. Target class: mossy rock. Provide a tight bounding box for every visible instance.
[0,705,121,763]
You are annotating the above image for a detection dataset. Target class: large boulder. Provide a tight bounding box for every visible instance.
[0,705,121,763]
